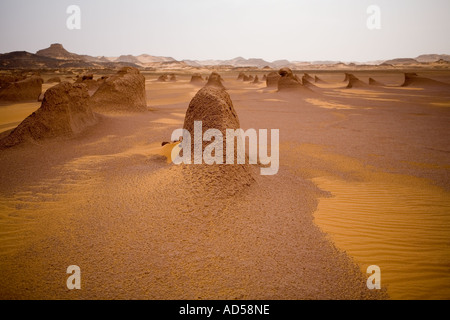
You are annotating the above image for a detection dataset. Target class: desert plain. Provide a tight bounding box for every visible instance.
[0,65,449,300]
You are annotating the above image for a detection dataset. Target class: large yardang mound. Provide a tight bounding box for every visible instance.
[89,67,147,112]
[401,73,450,88]
[169,74,177,82]
[184,86,239,138]
[0,82,97,148]
[266,71,281,87]
[237,72,245,80]
[205,72,225,88]
[346,74,367,88]
[252,75,260,83]
[0,76,43,101]
[277,68,302,91]
[181,85,254,195]
[190,73,204,84]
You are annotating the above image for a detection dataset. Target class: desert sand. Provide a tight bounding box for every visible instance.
[0,69,449,300]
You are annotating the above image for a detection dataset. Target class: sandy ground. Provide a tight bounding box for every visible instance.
[0,71,449,299]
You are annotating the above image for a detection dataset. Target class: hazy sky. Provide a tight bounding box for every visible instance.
[0,0,449,62]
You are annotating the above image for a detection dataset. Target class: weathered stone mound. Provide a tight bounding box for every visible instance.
[0,76,43,101]
[190,73,204,84]
[169,74,177,82]
[157,74,168,82]
[315,75,325,83]
[184,86,240,138]
[89,67,147,112]
[303,73,314,82]
[243,75,250,81]
[205,72,225,88]
[262,74,267,81]
[401,73,450,88]
[302,75,316,88]
[266,71,281,87]
[369,78,383,86]
[181,85,254,194]
[346,74,367,88]
[0,82,97,148]
[343,73,351,82]
[237,72,245,80]
[277,68,302,91]
[253,75,260,83]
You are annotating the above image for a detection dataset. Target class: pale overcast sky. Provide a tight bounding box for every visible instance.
[0,0,449,62]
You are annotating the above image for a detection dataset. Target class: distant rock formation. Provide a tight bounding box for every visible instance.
[401,73,450,88]
[303,73,314,82]
[253,75,260,83]
[302,75,316,88]
[266,71,281,87]
[205,72,225,89]
[0,82,97,148]
[368,78,383,86]
[237,72,245,80]
[190,73,204,84]
[343,73,351,82]
[157,74,168,82]
[89,67,147,112]
[314,75,325,83]
[0,76,43,101]
[169,74,177,82]
[36,43,81,61]
[346,74,367,88]
[277,68,302,91]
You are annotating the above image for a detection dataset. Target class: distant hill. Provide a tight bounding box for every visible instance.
[382,58,419,65]
[183,57,294,68]
[415,54,450,63]
[1,43,449,69]
[36,43,81,61]
[137,54,176,64]
[115,55,141,64]
[0,47,141,70]
[182,59,202,67]
[0,51,90,69]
